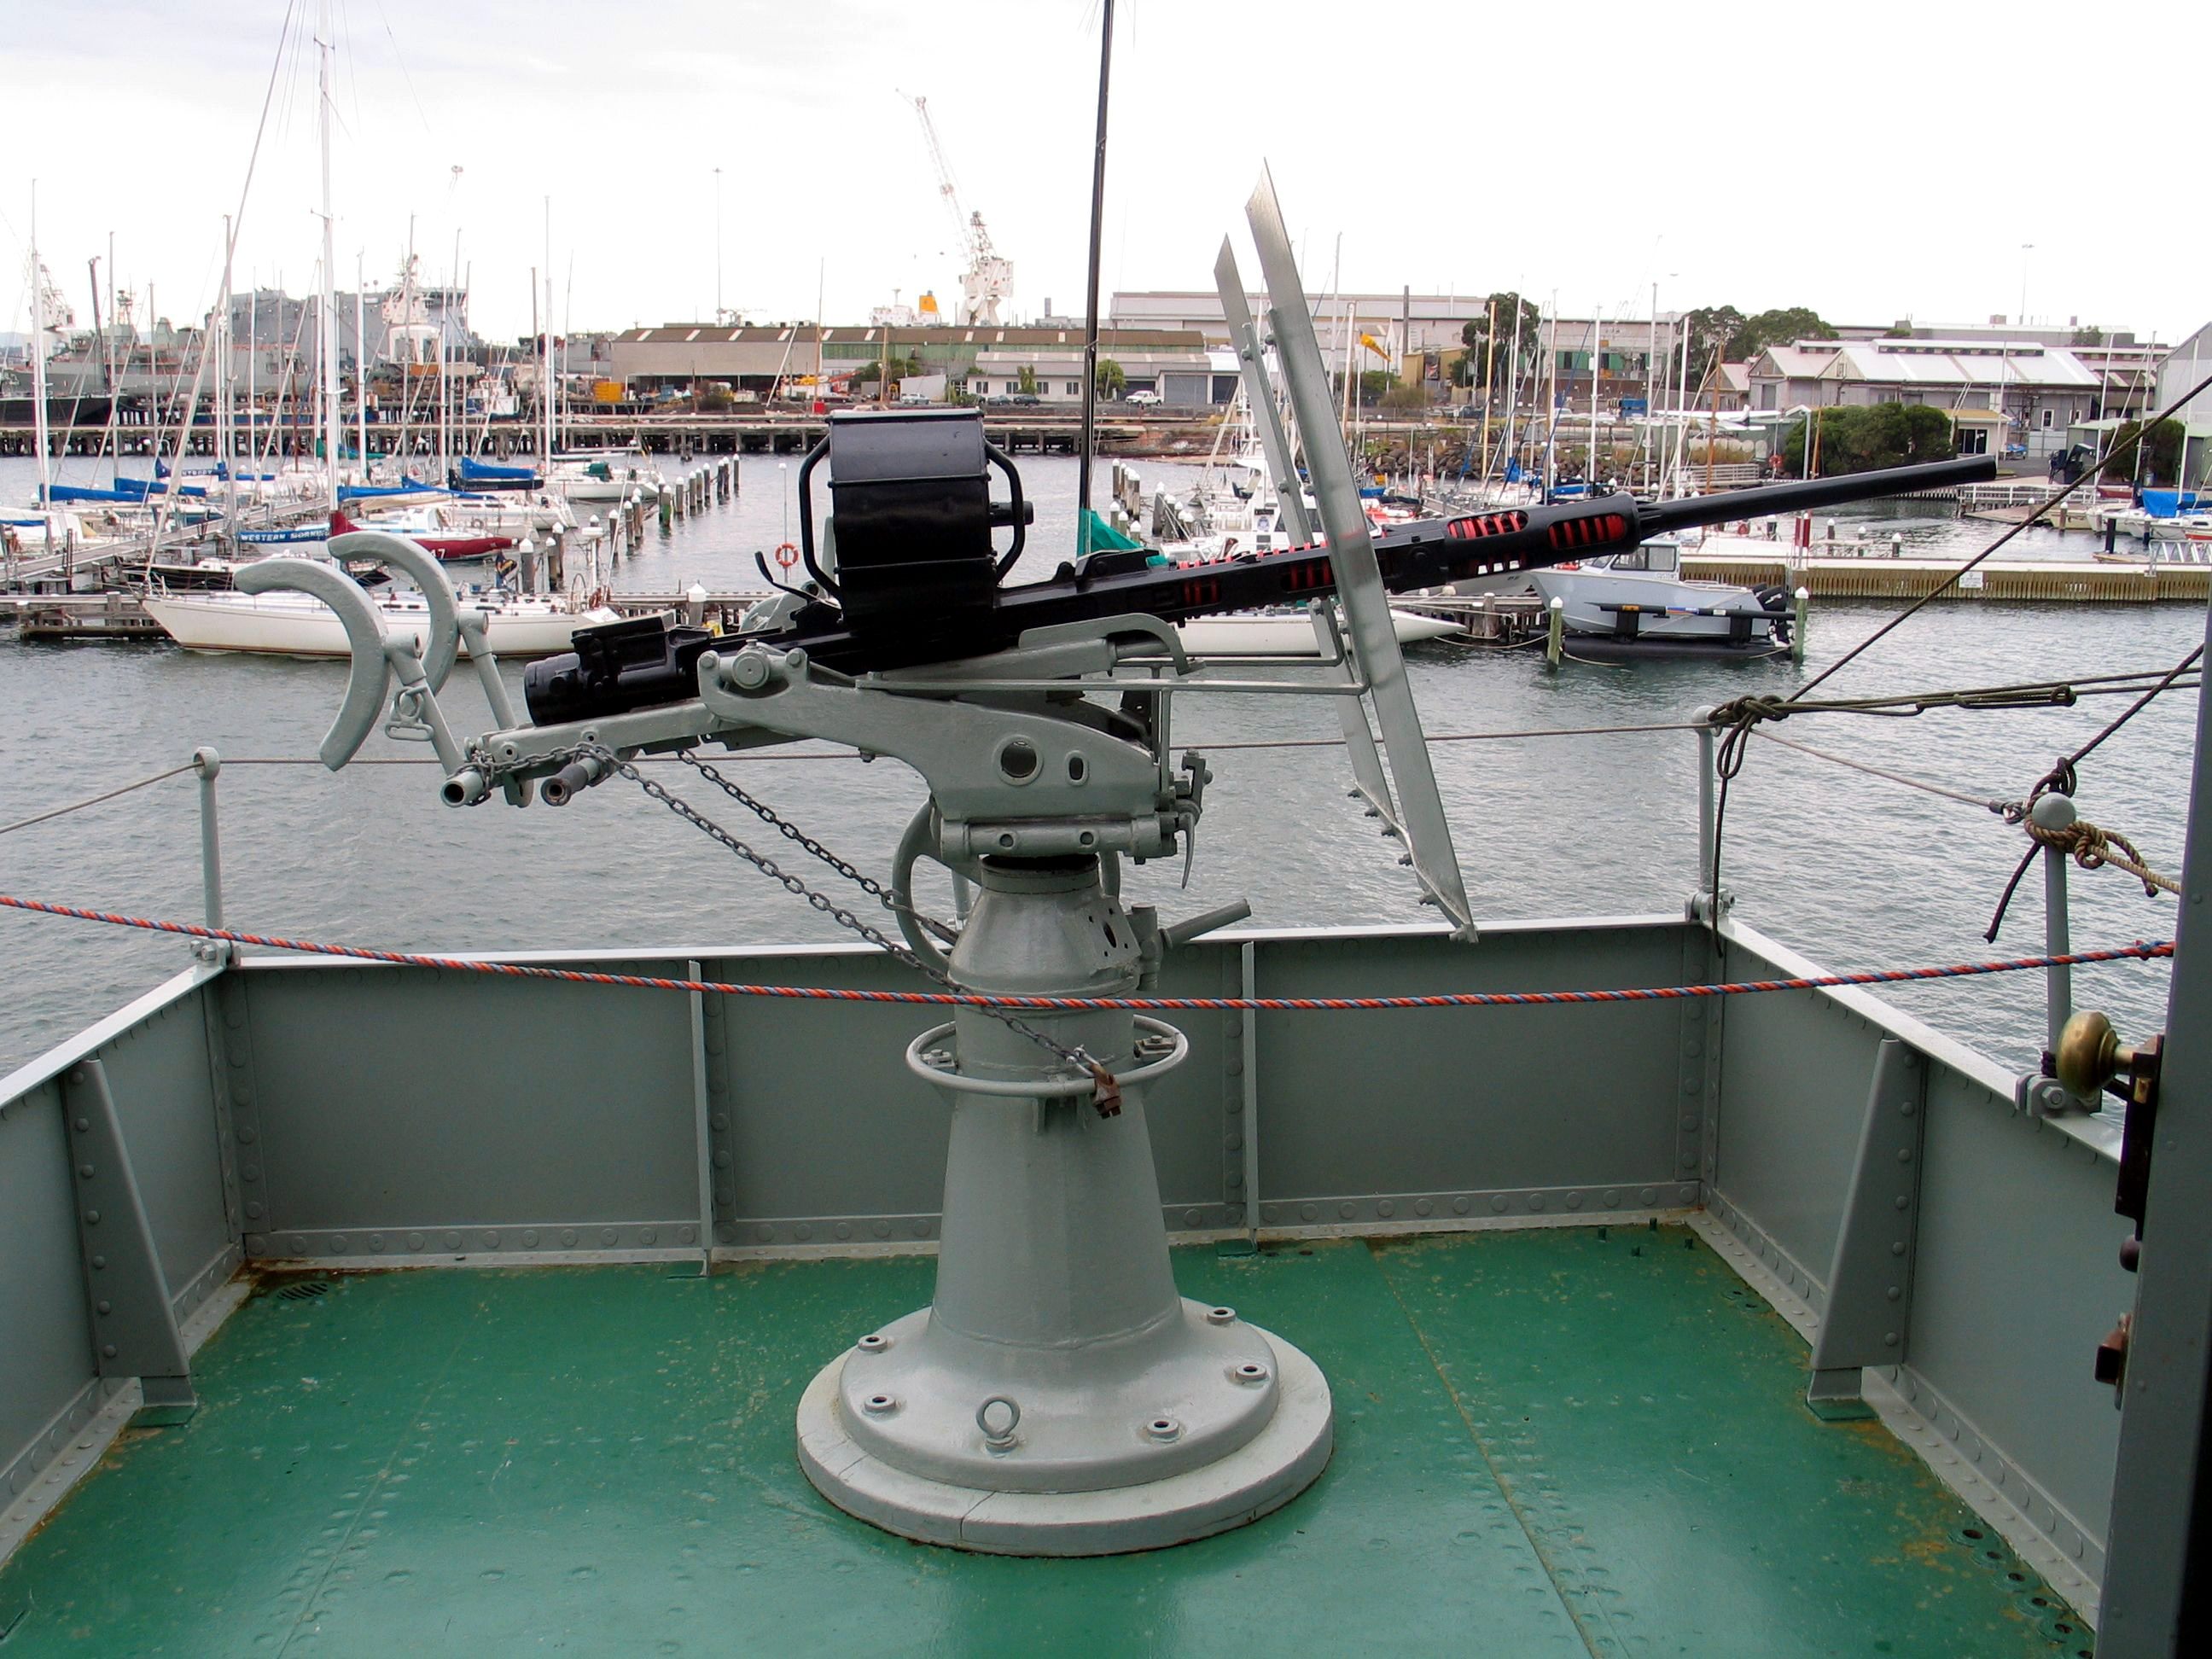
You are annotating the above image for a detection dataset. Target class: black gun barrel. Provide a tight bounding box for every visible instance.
[1636,455,1995,539]
[522,451,2005,721]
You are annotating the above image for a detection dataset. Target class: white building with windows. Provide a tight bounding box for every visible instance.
[968,346,1231,407]
[1747,340,2120,457]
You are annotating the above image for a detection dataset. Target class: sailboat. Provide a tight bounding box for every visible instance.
[329,509,512,562]
[137,4,620,658]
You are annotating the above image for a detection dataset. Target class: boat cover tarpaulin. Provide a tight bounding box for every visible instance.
[44,485,143,504]
[338,480,444,502]
[457,457,538,481]
[1079,509,1146,555]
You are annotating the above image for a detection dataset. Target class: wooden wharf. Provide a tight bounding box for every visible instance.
[1680,553,2209,603]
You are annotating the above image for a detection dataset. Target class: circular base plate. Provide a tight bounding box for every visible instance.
[796,1327,1333,1557]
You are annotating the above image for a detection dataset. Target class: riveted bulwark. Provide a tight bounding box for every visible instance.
[1807,1039,1929,1419]
[62,1059,196,1424]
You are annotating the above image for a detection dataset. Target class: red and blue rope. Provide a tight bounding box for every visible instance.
[0,891,2172,1013]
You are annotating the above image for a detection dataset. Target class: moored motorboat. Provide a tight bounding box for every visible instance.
[1528,537,1791,658]
[550,448,664,503]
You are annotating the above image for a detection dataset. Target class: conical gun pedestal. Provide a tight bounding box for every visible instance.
[795,856,1332,1555]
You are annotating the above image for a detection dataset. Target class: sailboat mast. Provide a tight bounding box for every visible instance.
[440,233,457,485]
[317,0,339,516]
[30,183,52,541]
[1672,315,1691,497]
[1588,306,1603,486]
[220,213,237,533]
[542,199,553,471]
[530,264,540,473]
[1499,296,1522,490]
[355,253,369,479]
[246,278,257,474]
[1542,295,1557,495]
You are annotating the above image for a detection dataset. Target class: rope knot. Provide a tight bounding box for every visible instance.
[2024,814,2174,899]
[1707,695,1788,731]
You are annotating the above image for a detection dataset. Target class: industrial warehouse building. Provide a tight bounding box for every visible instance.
[603,324,1223,405]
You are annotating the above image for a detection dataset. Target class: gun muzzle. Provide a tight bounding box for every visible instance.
[440,767,491,807]
[542,753,612,806]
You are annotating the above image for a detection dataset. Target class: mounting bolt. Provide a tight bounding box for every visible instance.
[1205,1306,1237,1325]
[855,1333,891,1354]
[862,1393,899,1417]
[726,649,773,691]
[1144,1417,1183,1444]
[1232,1361,1271,1386]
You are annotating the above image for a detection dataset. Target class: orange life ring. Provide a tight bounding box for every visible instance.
[774,541,800,571]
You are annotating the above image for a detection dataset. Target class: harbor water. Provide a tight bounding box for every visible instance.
[0,452,2195,1084]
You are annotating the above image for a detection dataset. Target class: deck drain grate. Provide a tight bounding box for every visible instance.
[276,1280,333,1302]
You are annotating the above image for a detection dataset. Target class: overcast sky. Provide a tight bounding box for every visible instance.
[8,0,2203,348]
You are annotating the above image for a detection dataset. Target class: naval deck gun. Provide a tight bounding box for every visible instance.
[243,172,1996,1556]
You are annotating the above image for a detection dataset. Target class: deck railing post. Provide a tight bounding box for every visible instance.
[2018,793,2086,1115]
[190,747,223,934]
[1693,717,1720,920]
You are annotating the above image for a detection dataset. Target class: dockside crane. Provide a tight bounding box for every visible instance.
[905,93,1014,326]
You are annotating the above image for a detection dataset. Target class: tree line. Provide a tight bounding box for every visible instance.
[1450,297,1839,399]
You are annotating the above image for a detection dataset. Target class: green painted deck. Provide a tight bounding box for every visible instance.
[0,1226,2093,1656]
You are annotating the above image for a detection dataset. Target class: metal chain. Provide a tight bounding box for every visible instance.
[530,745,1115,1101]
[675,751,958,945]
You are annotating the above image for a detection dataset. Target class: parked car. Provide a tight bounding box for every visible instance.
[1125,389,1163,408]
[987,393,1042,408]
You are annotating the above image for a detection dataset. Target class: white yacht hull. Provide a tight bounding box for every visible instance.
[1173,609,1457,655]
[143,591,625,659]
